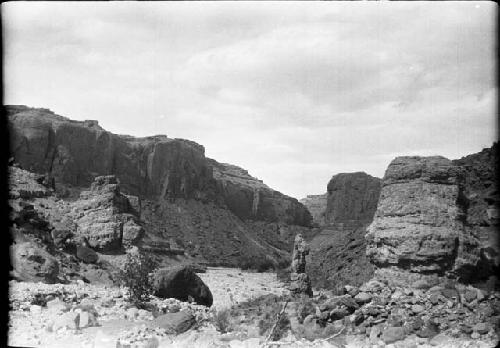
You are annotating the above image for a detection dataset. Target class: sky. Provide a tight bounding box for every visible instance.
[3,2,497,199]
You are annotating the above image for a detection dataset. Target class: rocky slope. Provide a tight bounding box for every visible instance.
[307,173,382,290]
[299,194,327,226]
[453,143,499,284]
[6,105,311,272]
[365,155,487,287]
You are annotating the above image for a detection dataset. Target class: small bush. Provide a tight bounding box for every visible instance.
[118,251,158,305]
[212,308,233,333]
[237,255,274,272]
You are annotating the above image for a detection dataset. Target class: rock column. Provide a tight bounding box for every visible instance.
[289,234,313,297]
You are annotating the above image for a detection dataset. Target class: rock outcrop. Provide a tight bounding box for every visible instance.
[307,172,381,291]
[289,234,313,297]
[7,105,312,269]
[299,194,327,226]
[209,159,312,226]
[325,172,381,224]
[366,156,480,286]
[70,175,144,251]
[453,143,499,283]
[7,105,310,227]
[10,242,59,284]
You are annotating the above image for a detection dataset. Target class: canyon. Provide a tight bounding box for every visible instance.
[6,105,499,348]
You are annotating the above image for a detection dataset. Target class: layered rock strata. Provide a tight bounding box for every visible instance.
[307,172,381,290]
[299,194,327,226]
[366,156,480,286]
[453,143,499,283]
[325,172,381,224]
[7,105,312,271]
[208,159,311,226]
[7,105,310,227]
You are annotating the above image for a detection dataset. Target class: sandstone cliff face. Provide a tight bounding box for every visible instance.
[7,105,216,201]
[7,105,312,271]
[299,194,327,226]
[7,105,309,227]
[325,172,381,224]
[208,159,312,226]
[307,172,381,291]
[366,156,480,285]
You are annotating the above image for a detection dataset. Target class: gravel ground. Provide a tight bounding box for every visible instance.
[8,268,499,348]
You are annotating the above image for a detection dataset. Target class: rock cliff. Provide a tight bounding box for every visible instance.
[299,194,327,226]
[7,105,311,272]
[209,159,311,226]
[307,172,382,291]
[453,143,499,283]
[7,105,309,227]
[325,172,381,224]
[366,156,481,286]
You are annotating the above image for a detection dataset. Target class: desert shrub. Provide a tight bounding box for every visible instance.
[118,251,158,305]
[297,298,316,324]
[256,297,291,341]
[237,254,274,272]
[211,308,233,333]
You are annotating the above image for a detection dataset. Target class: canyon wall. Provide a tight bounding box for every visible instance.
[300,194,327,226]
[6,105,311,270]
[307,172,382,290]
[366,154,497,287]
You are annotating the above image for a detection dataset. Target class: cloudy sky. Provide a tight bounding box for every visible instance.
[3,2,497,199]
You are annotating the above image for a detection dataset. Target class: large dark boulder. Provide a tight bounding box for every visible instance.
[76,245,98,264]
[153,266,213,307]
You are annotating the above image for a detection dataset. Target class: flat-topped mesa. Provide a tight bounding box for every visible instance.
[366,156,480,286]
[325,172,381,224]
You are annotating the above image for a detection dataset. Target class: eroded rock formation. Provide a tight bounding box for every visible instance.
[7,105,311,271]
[307,172,381,290]
[289,234,313,297]
[366,156,481,286]
[453,143,499,282]
[300,194,327,226]
[325,172,381,224]
[209,159,312,226]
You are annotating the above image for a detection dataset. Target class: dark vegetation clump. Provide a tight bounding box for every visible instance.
[118,251,158,305]
[237,254,275,272]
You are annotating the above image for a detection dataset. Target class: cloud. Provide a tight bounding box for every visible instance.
[2,1,497,199]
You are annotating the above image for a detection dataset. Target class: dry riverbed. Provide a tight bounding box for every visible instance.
[8,268,498,348]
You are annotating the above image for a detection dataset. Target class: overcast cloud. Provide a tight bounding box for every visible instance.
[3,2,497,199]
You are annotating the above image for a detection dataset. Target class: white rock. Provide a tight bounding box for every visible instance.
[30,304,42,314]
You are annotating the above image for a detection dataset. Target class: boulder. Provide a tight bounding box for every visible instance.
[53,312,80,331]
[153,266,213,307]
[76,245,98,263]
[382,326,406,344]
[10,242,59,283]
[148,311,195,334]
[79,311,98,328]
